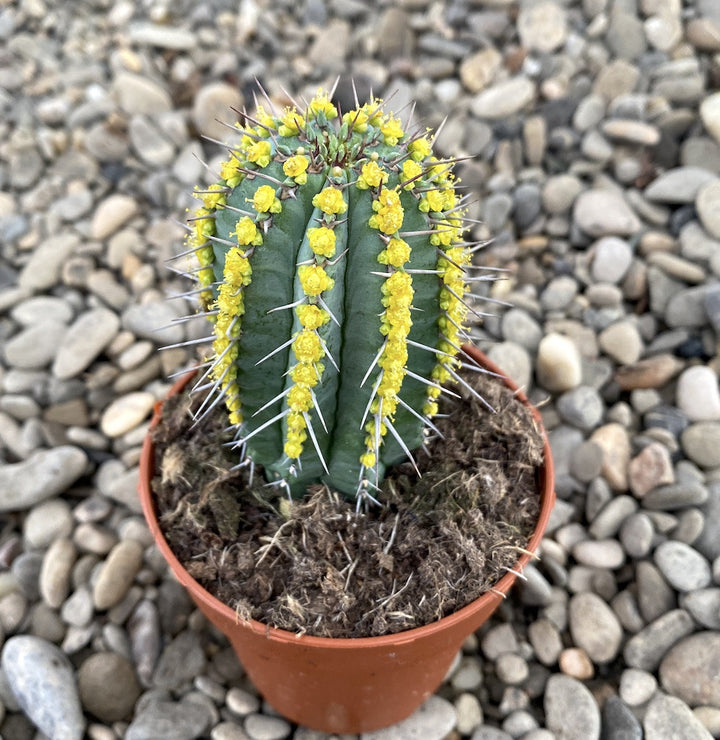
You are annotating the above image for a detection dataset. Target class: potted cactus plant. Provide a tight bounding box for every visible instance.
[140,89,555,733]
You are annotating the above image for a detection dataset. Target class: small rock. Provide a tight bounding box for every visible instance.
[459,47,502,93]
[569,592,623,664]
[0,447,87,512]
[681,588,720,629]
[654,541,711,592]
[574,189,641,237]
[624,610,695,671]
[536,333,582,392]
[129,115,175,167]
[192,82,243,141]
[1,635,85,740]
[517,1,567,52]
[153,630,207,691]
[23,498,73,548]
[455,693,483,735]
[700,91,720,144]
[645,167,717,203]
[643,482,708,510]
[128,22,197,50]
[91,195,139,240]
[243,713,292,740]
[78,652,141,722]
[628,442,674,497]
[599,321,643,365]
[126,699,211,740]
[556,386,604,431]
[542,174,583,214]
[4,321,68,370]
[644,693,714,739]
[470,77,535,119]
[573,539,626,569]
[676,365,720,421]
[603,696,643,740]
[121,300,185,345]
[376,8,414,62]
[100,392,155,438]
[696,179,720,240]
[602,119,661,146]
[112,72,172,115]
[361,695,456,740]
[591,423,631,491]
[591,237,633,284]
[39,538,77,609]
[93,540,144,611]
[52,308,120,380]
[486,342,532,391]
[682,422,720,468]
[544,675,600,740]
[616,354,683,390]
[620,668,658,707]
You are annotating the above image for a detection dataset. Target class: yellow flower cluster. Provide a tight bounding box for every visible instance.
[380,115,404,146]
[298,264,334,296]
[247,140,272,168]
[369,187,404,235]
[253,106,277,137]
[295,303,330,330]
[308,91,338,120]
[342,99,382,133]
[212,247,253,426]
[423,240,471,417]
[219,152,244,188]
[356,160,389,190]
[401,159,423,187]
[361,187,415,470]
[251,185,282,214]
[312,187,347,215]
[378,237,411,268]
[408,135,432,161]
[283,327,327,460]
[233,216,263,247]
[187,202,219,312]
[307,227,336,258]
[278,107,303,137]
[283,153,309,184]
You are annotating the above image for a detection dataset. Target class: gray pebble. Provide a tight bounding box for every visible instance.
[644,693,714,739]
[0,446,87,512]
[591,237,633,284]
[52,308,120,380]
[680,588,720,629]
[544,674,600,740]
[644,166,717,203]
[620,513,655,559]
[619,668,658,707]
[361,695,456,740]
[602,695,642,740]
[125,698,212,740]
[655,541,711,592]
[623,609,695,671]
[153,629,207,691]
[569,592,623,664]
[557,386,604,431]
[1,635,85,740]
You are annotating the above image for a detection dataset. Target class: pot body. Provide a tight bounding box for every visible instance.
[139,347,555,733]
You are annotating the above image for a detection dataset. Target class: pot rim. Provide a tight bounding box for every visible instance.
[140,344,555,649]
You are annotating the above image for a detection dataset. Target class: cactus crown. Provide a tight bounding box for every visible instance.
[185,90,476,501]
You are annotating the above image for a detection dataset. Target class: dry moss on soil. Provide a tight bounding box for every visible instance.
[151,366,545,638]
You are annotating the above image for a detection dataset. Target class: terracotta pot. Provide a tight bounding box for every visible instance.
[139,346,555,734]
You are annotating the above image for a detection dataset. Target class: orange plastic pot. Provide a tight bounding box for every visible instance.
[139,346,555,734]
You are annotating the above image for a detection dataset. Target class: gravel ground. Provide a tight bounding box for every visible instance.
[1,0,720,738]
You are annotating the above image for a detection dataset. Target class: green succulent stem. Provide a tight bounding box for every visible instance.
[185,91,473,500]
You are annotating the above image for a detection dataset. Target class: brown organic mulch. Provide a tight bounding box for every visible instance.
[150,366,545,638]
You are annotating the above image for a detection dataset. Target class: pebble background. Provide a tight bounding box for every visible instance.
[1,0,720,738]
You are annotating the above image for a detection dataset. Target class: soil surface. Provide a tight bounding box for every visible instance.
[150,367,545,638]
